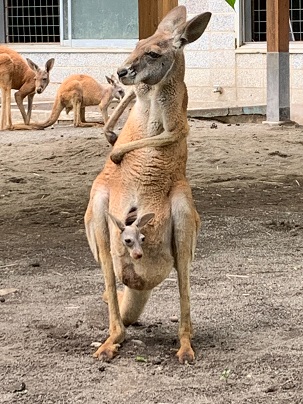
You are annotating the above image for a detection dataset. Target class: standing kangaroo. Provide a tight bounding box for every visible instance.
[85,6,211,364]
[34,74,125,129]
[0,46,54,130]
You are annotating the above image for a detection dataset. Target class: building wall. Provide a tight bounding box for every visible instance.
[183,0,302,117]
[3,1,303,118]
[5,0,240,108]
[182,0,238,108]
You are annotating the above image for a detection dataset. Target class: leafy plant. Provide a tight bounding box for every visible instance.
[225,0,236,9]
[135,355,147,363]
[220,368,231,383]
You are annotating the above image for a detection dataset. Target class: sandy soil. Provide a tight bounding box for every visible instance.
[0,116,303,404]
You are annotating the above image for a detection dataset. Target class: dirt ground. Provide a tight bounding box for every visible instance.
[0,114,303,404]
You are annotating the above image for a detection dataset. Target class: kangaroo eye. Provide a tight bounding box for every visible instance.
[124,238,133,245]
[140,235,145,243]
[147,51,161,59]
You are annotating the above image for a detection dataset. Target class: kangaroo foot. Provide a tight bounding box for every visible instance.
[10,124,44,130]
[93,342,121,362]
[176,344,195,364]
[0,122,14,130]
[77,122,103,128]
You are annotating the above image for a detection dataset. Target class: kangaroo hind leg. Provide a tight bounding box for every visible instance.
[0,82,12,130]
[171,183,201,364]
[72,97,82,127]
[0,56,14,130]
[84,185,125,361]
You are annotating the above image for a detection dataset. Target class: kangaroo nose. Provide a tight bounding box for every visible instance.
[117,68,128,79]
[132,251,142,260]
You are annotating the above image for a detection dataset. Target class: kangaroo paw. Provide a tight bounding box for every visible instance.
[105,131,118,146]
[110,149,124,164]
[93,342,121,362]
[176,345,195,364]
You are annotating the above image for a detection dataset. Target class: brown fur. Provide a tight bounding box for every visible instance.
[33,74,125,129]
[85,6,211,364]
[0,46,54,130]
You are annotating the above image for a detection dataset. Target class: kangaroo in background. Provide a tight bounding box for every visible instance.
[85,6,211,364]
[103,87,136,145]
[0,45,54,130]
[34,74,125,129]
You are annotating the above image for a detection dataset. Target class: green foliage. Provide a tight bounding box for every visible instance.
[225,0,236,9]
[220,368,231,383]
[135,355,147,363]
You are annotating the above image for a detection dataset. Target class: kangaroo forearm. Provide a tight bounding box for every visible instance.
[104,89,135,133]
[110,131,182,164]
[15,95,27,122]
[123,132,177,151]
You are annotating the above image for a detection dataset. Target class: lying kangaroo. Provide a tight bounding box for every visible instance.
[0,45,54,130]
[85,6,211,364]
[34,74,125,129]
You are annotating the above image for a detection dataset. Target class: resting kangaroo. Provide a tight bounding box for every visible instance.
[85,6,211,364]
[34,74,125,129]
[0,45,54,130]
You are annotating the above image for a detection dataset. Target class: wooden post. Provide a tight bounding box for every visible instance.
[267,0,289,53]
[138,0,178,39]
[265,0,291,124]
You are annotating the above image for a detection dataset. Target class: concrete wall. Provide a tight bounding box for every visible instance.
[182,0,238,108]
[183,0,302,121]
[6,0,240,108]
[4,1,303,121]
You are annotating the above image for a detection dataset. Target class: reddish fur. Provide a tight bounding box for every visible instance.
[84,6,211,364]
[0,46,54,130]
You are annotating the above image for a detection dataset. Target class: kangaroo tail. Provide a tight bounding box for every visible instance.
[35,96,64,129]
[119,287,152,326]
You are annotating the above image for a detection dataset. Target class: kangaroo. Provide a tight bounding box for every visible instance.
[0,45,54,130]
[34,74,125,129]
[108,211,155,260]
[85,6,211,364]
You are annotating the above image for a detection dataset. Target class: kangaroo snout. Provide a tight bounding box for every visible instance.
[131,250,143,260]
[117,68,128,79]
[117,67,136,85]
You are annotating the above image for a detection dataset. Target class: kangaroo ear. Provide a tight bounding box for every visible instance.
[173,12,211,48]
[157,5,187,34]
[135,213,155,229]
[108,212,125,232]
[106,75,114,85]
[45,58,55,72]
[26,58,39,72]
